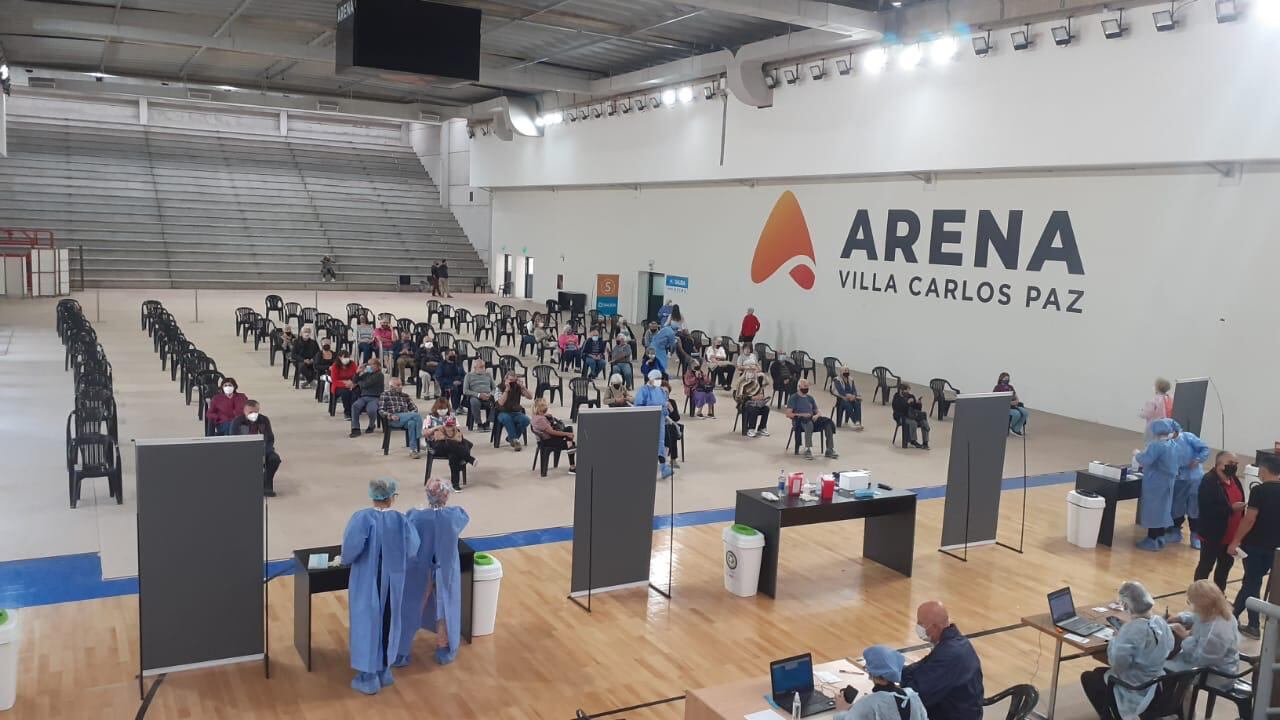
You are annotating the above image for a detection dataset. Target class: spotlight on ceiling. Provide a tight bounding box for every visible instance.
[648,96,660,109]
[660,89,676,106]
[677,86,694,103]
[862,47,888,74]
[215,85,237,91]
[1153,8,1176,30]
[898,43,923,70]
[930,35,958,63]
[1101,13,1125,38]
[783,68,798,85]
[1051,19,1072,46]
[1214,0,1239,22]
[703,85,715,99]
[809,63,825,81]
[763,71,777,88]
[972,33,992,56]
[1011,27,1032,50]
[836,58,852,75]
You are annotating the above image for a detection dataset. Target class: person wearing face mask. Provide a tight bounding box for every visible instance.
[660,380,683,468]
[1228,454,1280,639]
[1167,420,1211,548]
[1165,580,1240,689]
[705,337,732,390]
[557,325,581,371]
[355,320,376,364]
[892,384,930,450]
[379,378,424,459]
[902,600,984,720]
[1139,377,1174,442]
[392,331,417,382]
[331,351,359,420]
[831,367,864,431]
[993,372,1028,436]
[580,329,608,380]
[732,361,771,438]
[433,352,465,411]
[426,397,453,428]
[1134,418,1180,551]
[206,377,247,435]
[425,415,475,491]
[496,373,533,451]
[1079,581,1173,720]
[291,325,322,388]
[461,360,497,431]
[415,340,442,397]
[833,645,927,720]
[314,341,336,402]
[609,335,634,389]
[229,400,282,497]
[646,322,678,376]
[350,358,385,438]
[657,299,674,327]
[605,373,633,407]
[634,369,673,479]
[786,379,838,460]
[640,347,664,381]
[373,321,396,368]
[1194,451,1246,591]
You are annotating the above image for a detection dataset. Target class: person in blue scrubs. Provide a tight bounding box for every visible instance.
[341,477,420,695]
[1168,420,1211,548]
[1135,418,1180,551]
[397,478,471,667]
[646,323,678,375]
[634,369,672,479]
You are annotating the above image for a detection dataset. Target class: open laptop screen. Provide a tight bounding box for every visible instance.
[1048,587,1076,623]
[771,654,814,696]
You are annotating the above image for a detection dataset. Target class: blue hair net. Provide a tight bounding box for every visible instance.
[368,477,398,501]
[863,644,905,683]
[1151,419,1178,437]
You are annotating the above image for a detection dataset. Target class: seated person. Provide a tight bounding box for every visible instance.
[705,338,733,390]
[425,417,476,492]
[426,397,453,428]
[228,400,281,497]
[1165,580,1240,689]
[530,399,577,474]
[604,373,633,407]
[640,348,665,381]
[892,383,931,450]
[350,358,384,437]
[557,326,581,370]
[770,350,798,402]
[535,321,557,360]
[314,341,336,401]
[580,329,608,380]
[903,601,984,720]
[462,360,497,430]
[354,320,375,363]
[661,380,683,468]
[434,352,466,411]
[519,315,541,356]
[416,340,442,396]
[686,363,717,419]
[835,645,927,720]
[281,326,296,355]
[994,372,1028,436]
[642,321,660,350]
[786,379,838,460]
[291,325,322,387]
[331,351,358,419]
[831,367,864,431]
[392,331,417,381]
[496,372,533,451]
[1080,581,1174,720]
[379,378,423,459]
[732,362,771,438]
[610,335,634,388]
[373,320,396,367]
[207,376,247,435]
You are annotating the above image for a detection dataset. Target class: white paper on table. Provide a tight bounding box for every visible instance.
[816,671,840,684]
[1092,607,1109,612]
[1064,632,1088,643]
[1097,628,1116,640]
[745,710,783,720]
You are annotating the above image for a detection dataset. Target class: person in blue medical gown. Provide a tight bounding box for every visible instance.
[1168,420,1211,549]
[1135,418,1180,552]
[397,478,471,667]
[342,477,420,695]
[646,323,678,375]
[634,369,672,479]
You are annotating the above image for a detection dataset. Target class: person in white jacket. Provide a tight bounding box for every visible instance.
[1166,580,1240,689]
[835,645,928,720]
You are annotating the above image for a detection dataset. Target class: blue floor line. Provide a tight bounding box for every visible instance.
[0,470,1079,608]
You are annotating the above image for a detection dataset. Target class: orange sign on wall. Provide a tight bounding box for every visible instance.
[595,274,620,314]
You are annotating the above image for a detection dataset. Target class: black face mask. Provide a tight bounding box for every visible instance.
[799,388,809,394]
[1224,464,1239,477]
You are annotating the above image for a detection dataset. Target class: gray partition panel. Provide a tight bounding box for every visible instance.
[1172,377,1209,437]
[571,406,661,595]
[136,436,265,675]
[940,393,1013,548]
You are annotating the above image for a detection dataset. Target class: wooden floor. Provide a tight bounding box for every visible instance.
[11,482,1240,720]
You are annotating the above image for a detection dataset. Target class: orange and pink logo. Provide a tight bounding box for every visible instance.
[750,191,816,290]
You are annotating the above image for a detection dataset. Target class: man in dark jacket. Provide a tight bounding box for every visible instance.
[437,259,452,298]
[291,326,321,387]
[349,358,384,437]
[229,400,281,496]
[902,600,984,720]
[892,383,930,449]
[435,352,466,411]
[430,261,440,296]
[1195,451,1246,591]
[580,329,608,380]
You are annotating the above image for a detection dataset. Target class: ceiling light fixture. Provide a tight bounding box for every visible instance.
[677,86,694,103]
[930,35,958,63]
[661,89,676,106]
[862,47,889,74]
[783,68,799,85]
[1051,18,1073,46]
[534,116,545,127]
[547,111,563,124]
[216,85,237,91]
[703,85,715,100]
[1011,26,1032,50]
[972,32,992,56]
[809,63,825,81]
[1214,0,1239,22]
[1102,11,1125,38]
[1153,6,1176,30]
[897,43,923,70]
[836,57,852,75]
[1260,0,1280,26]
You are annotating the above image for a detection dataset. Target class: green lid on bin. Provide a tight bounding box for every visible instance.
[0,610,7,626]
[731,524,760,537]
[474,552,496,566]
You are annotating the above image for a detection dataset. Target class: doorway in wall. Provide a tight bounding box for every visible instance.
[502,254,513,296]
[637,271,665,323]
[522,256,534,299]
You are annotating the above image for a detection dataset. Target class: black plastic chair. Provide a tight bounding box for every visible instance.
[754,342,776,373]
[454,339,476,370]
[474,315,494,342]
[235,306,255,337]
[784,422,826,454]
[1192,653,1257,720]
[494,318,517,348]
[1107,668,1201,720]
[265,294,284,321]
[569,377,601,421]
[476,346,500,379]
[983,684,1039,720]
[300,307,318,330]
[822,356,842,391]
[930,378,960,420]
[424,445,467,487]
[454,308,474,334]
[871,366,901,405]
[533,365,564,405]
[413,322,435,345]
[140,300,163,333]
[790,350,816,381]
[499,355,528,388]
[192,369,225,419]
[283,302,302,327]
[435,332,455,354]
[67,432,122,508]
[531,437,566,477]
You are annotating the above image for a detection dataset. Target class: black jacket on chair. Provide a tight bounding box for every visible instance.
[1197,468,1245,543]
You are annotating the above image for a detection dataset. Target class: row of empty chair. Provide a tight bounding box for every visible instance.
[59,299,122,507]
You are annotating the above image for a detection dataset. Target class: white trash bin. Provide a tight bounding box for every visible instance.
[1067,490,1107,549]
[0,609,18,712]
[471,553,503,637]
[722,524,766,597]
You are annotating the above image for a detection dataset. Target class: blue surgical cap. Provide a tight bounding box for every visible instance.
[1151,418,1178,437]
[863,644,905,683]
[647,369,663,381]
[368,477,398,501]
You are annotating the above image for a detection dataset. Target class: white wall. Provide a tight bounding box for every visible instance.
[473,3,1280,187]
[409,119,492,262]
[492,167,1280,454]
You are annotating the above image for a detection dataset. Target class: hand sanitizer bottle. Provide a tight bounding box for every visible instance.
[792,691,802,719]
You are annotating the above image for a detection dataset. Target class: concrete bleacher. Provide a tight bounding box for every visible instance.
[0,122,487,291]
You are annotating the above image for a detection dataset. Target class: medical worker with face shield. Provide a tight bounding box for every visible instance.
[341,478,420,695]
[1135,418,1181,551]
[397,478,470,667]
[634,369,672,479]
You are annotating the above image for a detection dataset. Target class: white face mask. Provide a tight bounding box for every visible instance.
[437,409,448,416]
[915,624,931,644]
[651,378,662,387]
[247,412,260,422]
[424,342,433,349]
[341,358,351,365]
[223,386,235,395]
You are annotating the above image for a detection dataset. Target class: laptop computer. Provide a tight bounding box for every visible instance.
[770,653,837,717]
[1049,587,1105,636]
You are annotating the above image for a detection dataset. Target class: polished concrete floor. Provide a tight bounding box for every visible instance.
[1,289,1145,579]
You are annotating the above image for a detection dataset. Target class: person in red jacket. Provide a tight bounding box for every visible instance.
[330,350,359,420]
[207,377,248,435]
[739,307,760,345]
